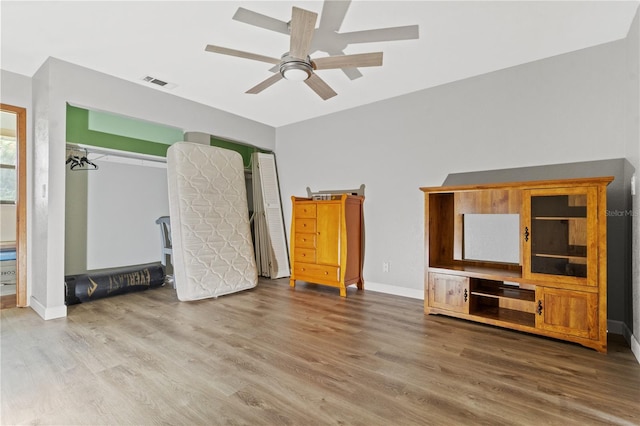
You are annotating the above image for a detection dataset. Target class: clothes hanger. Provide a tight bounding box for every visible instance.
[66,148,98,170]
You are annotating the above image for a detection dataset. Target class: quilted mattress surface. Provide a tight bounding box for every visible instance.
[167,142,257,301]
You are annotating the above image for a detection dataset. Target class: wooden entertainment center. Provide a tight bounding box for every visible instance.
[420,176,613,352]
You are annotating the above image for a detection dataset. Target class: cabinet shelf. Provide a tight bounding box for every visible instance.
[533,253,587,262]
[473,306,535,328]
[471,286,535,302]
[534,216,586,221]
[429,265,522,280]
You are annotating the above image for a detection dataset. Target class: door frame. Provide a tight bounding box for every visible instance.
[1,104,27,307]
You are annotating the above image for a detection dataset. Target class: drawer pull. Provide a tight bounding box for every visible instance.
[324,271,328,275]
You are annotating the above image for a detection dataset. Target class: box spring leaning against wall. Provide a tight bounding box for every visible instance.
[166,142,257,301]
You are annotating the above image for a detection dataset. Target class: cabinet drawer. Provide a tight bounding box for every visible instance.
[295,204,316,218]
[295,218,316,233]
[295,233,316,248]
[294,263,340,283]
[294,248,316,263]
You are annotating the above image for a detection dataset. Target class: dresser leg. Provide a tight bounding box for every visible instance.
[357,279,364,291]
[290,279,296,288]
[339,286,346,297]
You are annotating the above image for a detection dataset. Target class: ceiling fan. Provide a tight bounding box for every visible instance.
[232,0,419,81]
[205,6,383,100]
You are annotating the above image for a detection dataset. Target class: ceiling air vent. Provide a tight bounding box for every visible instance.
[140,75,177,90]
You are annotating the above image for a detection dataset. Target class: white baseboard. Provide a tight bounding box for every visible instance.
[364,281,424,300]
[30,296,67,320]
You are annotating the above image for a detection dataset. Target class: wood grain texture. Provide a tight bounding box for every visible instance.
[425,178,610,353]
[1,279,639,425]
[290,195,363,297]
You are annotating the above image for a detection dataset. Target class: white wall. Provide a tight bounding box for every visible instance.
[65,158,170,275]
[29,58,276,319]
[276,37,628,300]
[87,160,168,270]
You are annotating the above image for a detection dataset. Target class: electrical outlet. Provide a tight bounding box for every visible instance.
[382,262,389,272]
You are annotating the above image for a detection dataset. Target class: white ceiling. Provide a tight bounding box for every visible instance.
[1,1,638,127]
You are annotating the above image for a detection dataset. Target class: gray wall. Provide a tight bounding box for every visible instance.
[625,9,640,359]
[277,37,628,301]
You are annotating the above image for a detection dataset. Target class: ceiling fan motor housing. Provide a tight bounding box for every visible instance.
[280,53,313,81]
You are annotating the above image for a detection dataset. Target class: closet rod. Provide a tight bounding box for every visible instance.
[65,143,167,164]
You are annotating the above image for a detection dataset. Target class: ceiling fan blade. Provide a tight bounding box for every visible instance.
[304,73,337,100]
[340,67,363,80]
[246,73,283,94]
[232,7,289,35]
[205,45,281,65]
[313,52,383,70]
[319,0,351,32]
[289,7,318,59]
[340,25,420,44]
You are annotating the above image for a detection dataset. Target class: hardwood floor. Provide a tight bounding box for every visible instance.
[2,278,639,425]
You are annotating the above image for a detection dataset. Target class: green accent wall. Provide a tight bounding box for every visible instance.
[88,109,183,145]
[66,105,172,157]
[210,136,266,168]
[67,104,271,164]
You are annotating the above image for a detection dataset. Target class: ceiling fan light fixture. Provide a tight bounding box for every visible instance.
[280,54,312,81]
[282,67,310,81]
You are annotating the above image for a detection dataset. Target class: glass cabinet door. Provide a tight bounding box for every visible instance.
[523,187,597,286]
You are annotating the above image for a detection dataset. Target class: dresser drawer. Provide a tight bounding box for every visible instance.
[295,204,316,218]
[295,218,316,233]
[295,233,316,248]
[294,262,340,283]
[294,248,316,263]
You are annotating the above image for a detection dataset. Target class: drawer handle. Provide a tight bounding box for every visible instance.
[324,271,328,275]
[302,253,306,257]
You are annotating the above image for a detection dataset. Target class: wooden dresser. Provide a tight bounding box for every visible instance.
[290,194,364,297]
[421,177,613,352]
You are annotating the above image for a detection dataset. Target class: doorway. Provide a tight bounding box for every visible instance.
[0,104,27,308]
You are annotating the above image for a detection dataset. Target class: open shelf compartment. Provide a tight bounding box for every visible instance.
[469,278,536,328]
